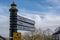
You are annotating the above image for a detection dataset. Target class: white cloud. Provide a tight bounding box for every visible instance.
[45,0,60,4]
[0,15,9,37]
[35,13,60,30]
[0,5,9,37]
[0,5,60,37]
[45,0,60,8]
[17,9,60,31]
[0,6,9,14]
[17,9,60,30]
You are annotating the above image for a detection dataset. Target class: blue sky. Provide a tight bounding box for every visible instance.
[0,0,60,37]
[0,0,60,15]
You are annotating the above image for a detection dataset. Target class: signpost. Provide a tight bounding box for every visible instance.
[9,0,35,40]
[13,32,21,40]
[17,15,35,32]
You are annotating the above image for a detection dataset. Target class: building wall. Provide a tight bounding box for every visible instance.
[53,33,60,40]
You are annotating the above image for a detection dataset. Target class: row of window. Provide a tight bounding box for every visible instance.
[53,34,60,40]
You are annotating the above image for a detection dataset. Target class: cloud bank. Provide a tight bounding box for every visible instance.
[0,0,60,37]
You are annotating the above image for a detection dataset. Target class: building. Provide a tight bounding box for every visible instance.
[0,36,6,40]
[52,29,60,40]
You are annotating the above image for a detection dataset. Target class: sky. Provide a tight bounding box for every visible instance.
[0,0,60,37]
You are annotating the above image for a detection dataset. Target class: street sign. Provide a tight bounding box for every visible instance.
[17,26,35,32]
[17,15,35,32]
[13,32,21,40]
[17,16,35,25]
[17,21,34,28]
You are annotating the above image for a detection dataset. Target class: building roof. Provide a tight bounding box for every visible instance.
[0,36,6,40]
[53,30,60,35]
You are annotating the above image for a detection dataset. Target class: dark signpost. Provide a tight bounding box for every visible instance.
[9,1,18,40]
[9,0,35,40]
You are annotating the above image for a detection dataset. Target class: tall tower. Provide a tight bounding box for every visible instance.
[9,0,18,40]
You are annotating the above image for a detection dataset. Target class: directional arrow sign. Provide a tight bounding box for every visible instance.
[17,15,35,32]
[17,16,35,25]
[17,26,35,32]
[17,21,34,28]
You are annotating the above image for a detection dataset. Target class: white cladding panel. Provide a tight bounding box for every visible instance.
[17,16,35,24]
